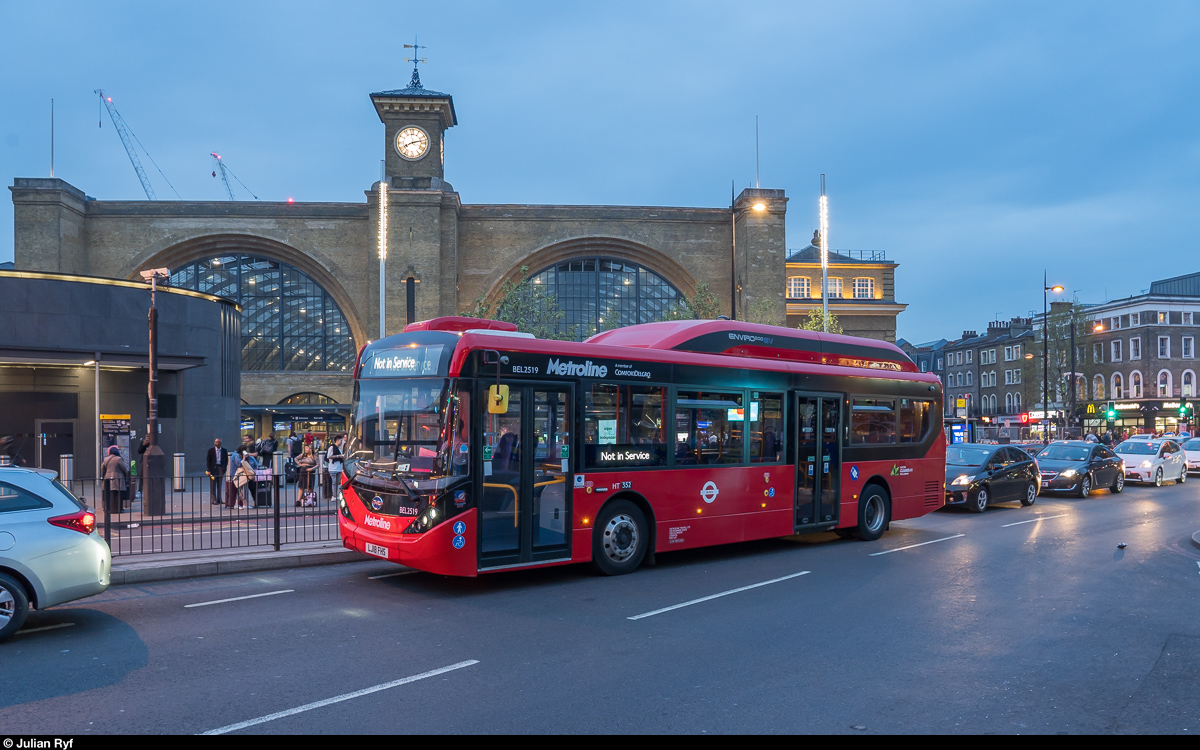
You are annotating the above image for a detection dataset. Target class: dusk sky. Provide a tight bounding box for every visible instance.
[3,1,1198,342]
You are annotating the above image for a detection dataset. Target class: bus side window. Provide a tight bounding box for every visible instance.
[851,398,897,444]
[899,399,932,443]
[584,383,668,468]
[676,390,745,465]
[749,393,785,463]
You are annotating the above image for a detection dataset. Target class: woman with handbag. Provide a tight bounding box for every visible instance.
[232,448,256,509]
[325,434,345,501]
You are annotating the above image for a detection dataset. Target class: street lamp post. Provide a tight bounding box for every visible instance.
[819,174,829,333]
[1043,272,1064,444]
[139,268,170,515]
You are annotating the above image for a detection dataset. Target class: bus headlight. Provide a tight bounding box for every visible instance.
[339,495,355,522]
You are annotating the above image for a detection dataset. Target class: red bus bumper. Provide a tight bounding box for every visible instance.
[339,508,479,577]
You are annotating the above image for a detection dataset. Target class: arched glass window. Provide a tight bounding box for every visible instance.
[278,392,339,405]
[966,371,973,386]
[1132,371,1143,398]
[169,255,355,371]
[1184,370,1195,397]
[1094,375,1104,400]
[528,258,682,340]
[1013,393,1021,411]
[786,276,810,299]
[1005,393,1013,412]
[1112,373,1124,399]
[1158,370,1172,398]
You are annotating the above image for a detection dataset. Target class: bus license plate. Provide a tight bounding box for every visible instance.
[365,542,389,559]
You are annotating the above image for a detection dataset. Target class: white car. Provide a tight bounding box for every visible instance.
[0,467,111,641]
[1182,437,1200,475]
[1113,439,1188,486]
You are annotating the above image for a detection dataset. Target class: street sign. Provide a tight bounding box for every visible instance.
[955,398,966,409]
[956,408,967,418]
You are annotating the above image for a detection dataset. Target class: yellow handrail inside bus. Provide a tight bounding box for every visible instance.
[483,483,518,527]
[533,477,566,529]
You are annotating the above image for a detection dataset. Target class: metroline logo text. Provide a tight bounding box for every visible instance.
[547,358,608,377]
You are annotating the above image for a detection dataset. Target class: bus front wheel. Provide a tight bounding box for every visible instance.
[851,485,890,542]
[593,500,648,576]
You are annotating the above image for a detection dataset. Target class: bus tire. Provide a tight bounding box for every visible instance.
[851,485,890,541]
[593,500,648,576]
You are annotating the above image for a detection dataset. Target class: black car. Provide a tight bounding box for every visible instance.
[945,444,1040,512]
[1035,440,1124,496]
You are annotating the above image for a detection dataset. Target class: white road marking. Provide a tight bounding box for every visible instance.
[184,590,294,608]
[628,571,811,620]
[16,622,75,635]
[869,534,965,556]
[200,659,480,735]
[1001,513,1069,528]
[368,570,417,580]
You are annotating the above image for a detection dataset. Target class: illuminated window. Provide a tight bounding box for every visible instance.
[169,255,355,372]
[852,277,874,299]
[787,276,811,299]
[823,277,843,297]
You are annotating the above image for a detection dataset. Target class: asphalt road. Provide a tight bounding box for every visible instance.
[3,478,1199,735]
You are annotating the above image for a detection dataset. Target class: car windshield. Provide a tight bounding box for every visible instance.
[1183,438,1200,450]
[1115,441,1159,455]
[347,378,460,480]
[947,446,992,466]
[1038,445,1090,462]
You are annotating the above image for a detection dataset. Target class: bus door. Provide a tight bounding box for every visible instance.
[478,384,573,568]
[794,393,841,527]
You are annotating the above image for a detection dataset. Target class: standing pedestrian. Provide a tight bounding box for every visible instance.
[101,445,129,514]
[232,447,256,509]
[304,430,314,448]
[295,445,317,506]
[205,438,229,506]
[325,433,345,500]
[257,431,278,468]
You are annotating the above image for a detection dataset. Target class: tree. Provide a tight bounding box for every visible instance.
[1020,301,1092,433]
[741,296,781,326]
[462,266,576,340]
[796,308,843,335]
[661,282,722,321]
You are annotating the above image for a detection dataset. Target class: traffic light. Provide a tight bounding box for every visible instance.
[1105,401,1117,421]
[1180,399,1188,419]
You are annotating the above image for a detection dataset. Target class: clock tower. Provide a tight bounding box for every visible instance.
[370,66,457,189]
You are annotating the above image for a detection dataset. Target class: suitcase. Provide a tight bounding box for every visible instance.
[224,478,237,508]
[285,459,298,483]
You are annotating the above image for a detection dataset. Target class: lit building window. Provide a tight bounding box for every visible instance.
[169,255,355,372]
[853,277,875,299]
[823,277,843,297]
[787,276,811,299]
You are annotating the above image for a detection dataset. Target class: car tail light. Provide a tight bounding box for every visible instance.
[48,509,96,535]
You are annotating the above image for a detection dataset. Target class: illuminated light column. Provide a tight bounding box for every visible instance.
[819,174,829,333]
[378,163,388,339]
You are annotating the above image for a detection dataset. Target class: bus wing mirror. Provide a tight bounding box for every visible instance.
[488,384,510,414]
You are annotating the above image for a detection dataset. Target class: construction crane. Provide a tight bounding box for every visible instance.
[94,89,179,200]
[210,152,259,201]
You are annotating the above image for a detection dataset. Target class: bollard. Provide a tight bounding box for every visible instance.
[58,454,74,482]
[317,450,327,501]
[173,453,186,492]
[272,452,284,551]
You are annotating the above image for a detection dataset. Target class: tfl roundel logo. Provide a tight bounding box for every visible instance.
[850,466,860,481]
[370,495,384,511]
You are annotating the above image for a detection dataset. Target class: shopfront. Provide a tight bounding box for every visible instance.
[1080,401,1190,436]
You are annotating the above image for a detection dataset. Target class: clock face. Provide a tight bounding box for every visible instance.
[395,126,429,161]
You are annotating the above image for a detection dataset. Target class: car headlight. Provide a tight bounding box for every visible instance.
[1059,469,1077,478]
[950,474,974,486]
[1140,460,1152,468]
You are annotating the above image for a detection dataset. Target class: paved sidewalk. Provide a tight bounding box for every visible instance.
[110,540,370,585]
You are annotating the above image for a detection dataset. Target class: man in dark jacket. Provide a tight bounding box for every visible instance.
[257,432,278,468]
[206,438,229,505]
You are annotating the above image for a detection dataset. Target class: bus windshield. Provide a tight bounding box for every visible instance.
[347,377,465,481]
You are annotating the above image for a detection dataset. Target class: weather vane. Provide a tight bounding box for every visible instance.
[404,37,427,89]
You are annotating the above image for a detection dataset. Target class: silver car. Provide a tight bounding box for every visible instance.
[0,466,112,641]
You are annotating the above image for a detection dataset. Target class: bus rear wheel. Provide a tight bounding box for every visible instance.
[593,500,648,576]
[851,485,890,541]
